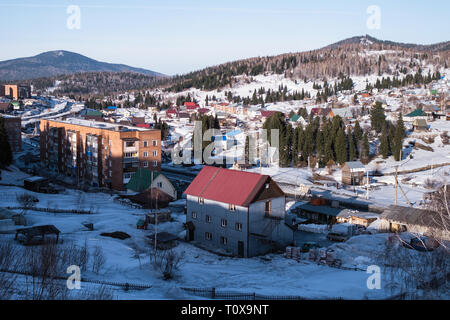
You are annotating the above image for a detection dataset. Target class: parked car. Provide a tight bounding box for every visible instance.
[326,232,349,242]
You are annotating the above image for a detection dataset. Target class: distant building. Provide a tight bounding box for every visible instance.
[413,119,428,132]
[39,118,161,190]
[0,114,22,152]
[184,166,294,257]
[0,84,31,100]
[80,108,103,121]
[0,102,12,113]
[341,161,365,186]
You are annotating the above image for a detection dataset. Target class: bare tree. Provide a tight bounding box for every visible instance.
[91,245,106,274]
[151,249,185,280]
[16,193,38,215]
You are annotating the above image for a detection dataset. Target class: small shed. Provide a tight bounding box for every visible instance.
[379,205,450,241]
[341,161,365,186]
[23,176,50,192]
[15,225,60,245]
[413,119,428,132]
[336,210,378,227]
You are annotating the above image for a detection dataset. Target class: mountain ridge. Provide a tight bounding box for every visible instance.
[0,50,166,81]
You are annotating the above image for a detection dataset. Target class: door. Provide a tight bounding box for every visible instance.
[188,229,194,241]
[238,241,244,258]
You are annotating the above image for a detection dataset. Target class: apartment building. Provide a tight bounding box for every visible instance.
[40,118,161,190]
[0,114,22,152]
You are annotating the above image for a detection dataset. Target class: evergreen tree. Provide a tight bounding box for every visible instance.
[379,128,390,159]
[347,127,356,162]
[370,101,386,133]
[393,113,405,161]
[0,117,12,168]
[335,127,347,165]
[361,132,370,163]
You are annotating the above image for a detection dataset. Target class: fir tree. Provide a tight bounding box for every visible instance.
[361,132,370,163]
[335,127,347,165]
[379,128,390,159]
[370,101,386,133]
[0,117,12,168]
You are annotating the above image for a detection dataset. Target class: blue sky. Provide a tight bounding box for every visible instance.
[0,0,449,75]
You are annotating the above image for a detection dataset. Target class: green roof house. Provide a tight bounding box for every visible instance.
[126,168,177,200]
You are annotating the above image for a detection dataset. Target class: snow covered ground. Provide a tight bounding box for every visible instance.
[0,170,397,300]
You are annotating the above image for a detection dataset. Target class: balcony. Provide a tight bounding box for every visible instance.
[123,157,139,164]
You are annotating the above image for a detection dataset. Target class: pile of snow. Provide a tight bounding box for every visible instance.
[298,223,328,234]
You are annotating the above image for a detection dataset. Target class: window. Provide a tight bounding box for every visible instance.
[229,204,236,211]
[109,170,112,177]
[157,182,163,188]
[153,160,158,167]
[206,215,212,223]
[198,197,204,204]
[264,200,271,216]
[109,140,112,146]
[144,151,148,158]
[143,161,149,168]
[205,232,212,241]
[220,237,228,245]
[153,150,158,157]
[221,219,227,228]
[143,141,149,147]
[191,212,197,219]
[126,141,135,147]
[152,140,158,147]
[235,223,242,231]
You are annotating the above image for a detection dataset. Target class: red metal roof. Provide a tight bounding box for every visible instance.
[198,108,210,114]
[184,102,198,108]
[184,166,271,207]
[260,110,276,118]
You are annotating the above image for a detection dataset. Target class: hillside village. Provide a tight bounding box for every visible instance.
[0,37,449,300]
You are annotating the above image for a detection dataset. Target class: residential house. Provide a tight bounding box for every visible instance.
[341,161,366,186]
[184,166,294,257]
[412,119,428,132]
[405,109,428,122]
[126,168,177,200]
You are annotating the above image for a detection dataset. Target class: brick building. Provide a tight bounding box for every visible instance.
[40,118,161,190]
[1,114,22,152]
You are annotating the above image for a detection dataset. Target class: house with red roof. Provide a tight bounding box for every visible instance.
[184,166,294,257]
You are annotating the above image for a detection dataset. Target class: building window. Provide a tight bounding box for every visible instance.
[191,212,197,219]
[229,204,236,211]
[205,232,212,241]
[221,219,227,228]
[143,141,149,147]
[152,140,158,146]
[264,200,271,216]
[109,170,112,177]
[157,182,163,188]
[126,141,135,147]
[143,161,149,168]
[153,160,158,167]
[153,150,158,157]
[235,223,242,231]
[198,197,204,204]
[206,215,212,223]
[109,140,112,146]
[144,151,148,158]
[220,237,227,245]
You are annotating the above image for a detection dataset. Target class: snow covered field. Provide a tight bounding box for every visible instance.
[0,169,399,300]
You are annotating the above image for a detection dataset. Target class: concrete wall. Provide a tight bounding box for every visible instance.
[186,195,293,257]
[186,195,249,256]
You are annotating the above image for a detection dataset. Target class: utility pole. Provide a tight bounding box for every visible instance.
[366,170,369,200]
[395,166,398,205]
